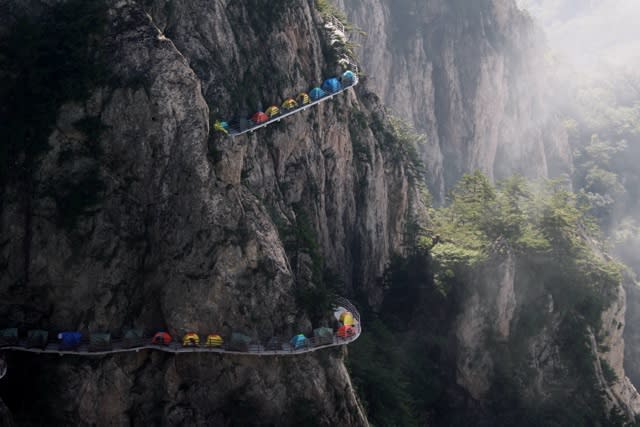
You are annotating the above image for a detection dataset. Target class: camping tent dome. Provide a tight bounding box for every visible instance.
[309,87,326,101]
[290,334,308,350]
[58,331,82,349]
[297,92,311,105]
[342,70,356,85]
[321,77,342,93]
[265,105,280,118]
[251,111,269,124]
[281,98,298,110]
[152,331,172,345]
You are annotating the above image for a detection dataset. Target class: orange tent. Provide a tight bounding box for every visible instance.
[151,332,172,345]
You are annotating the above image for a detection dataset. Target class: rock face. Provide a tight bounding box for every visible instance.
[336,0,573,199]
[452,245,640,420]
[0,0,420,424]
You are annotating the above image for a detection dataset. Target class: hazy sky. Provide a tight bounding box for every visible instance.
[517,0,640,67]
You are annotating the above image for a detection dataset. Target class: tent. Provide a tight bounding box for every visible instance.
[26,330,48,349]
[321,77,342,93]
[265,105,280,118]
[251,112,269,124]
[205,334,224,348]
[0,328,18,346]
[340,311,355,326]
[214,120,229,135]
[151,331,172,345]
[297,92,311,105]
[281,98,298,110]
[182,332,200,347]
[89,333,112,352]
[336,325,356,338]
[229,333,252,351]
[342,70,356,85]
[290,334,308,350]
[58,331,82,350]
[123,329,144,348]
[309,87,326,101]
[314,327,334,345]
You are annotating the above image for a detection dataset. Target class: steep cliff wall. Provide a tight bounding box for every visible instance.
[336,0,573,199]
[454,248,640,422]
[0,0,422,424]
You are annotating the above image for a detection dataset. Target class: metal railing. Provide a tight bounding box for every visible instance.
[0,299,361,360]
[224,14,360,138]
[226,75,358,137]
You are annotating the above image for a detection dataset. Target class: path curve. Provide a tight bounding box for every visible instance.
[0,298,361,361]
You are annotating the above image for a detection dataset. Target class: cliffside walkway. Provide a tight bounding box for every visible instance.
[225,73,358,137]
[0,298,361,373]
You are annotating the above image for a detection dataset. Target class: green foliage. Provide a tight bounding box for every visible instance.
[276,207,338,324]
[348,320,416,427]
[431,172,620,329]
[601,359,618,386]
[370,113,427,183]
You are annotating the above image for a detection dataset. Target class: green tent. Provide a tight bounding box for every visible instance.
[229,333,251,351]
[89,333,112,352]
[0,328,18,346]
[26,329,48,349]
[313,327,334,345]
[122,329,144,348]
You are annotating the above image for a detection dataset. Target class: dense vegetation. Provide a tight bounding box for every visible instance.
[562,68,640,277]
[349,171,626,426]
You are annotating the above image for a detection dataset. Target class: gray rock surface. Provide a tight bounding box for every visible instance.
[0,0,423,424]
[336,0,573,199]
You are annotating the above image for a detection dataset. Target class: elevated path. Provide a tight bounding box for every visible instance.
[226,75,358,137]
[0,298,361,378]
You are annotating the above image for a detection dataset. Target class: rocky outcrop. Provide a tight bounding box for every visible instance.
[624,280,640,387]
[452,245,640,419]
[0,0,421,424]
[336,0,572,199]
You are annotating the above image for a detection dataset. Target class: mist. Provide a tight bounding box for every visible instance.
[517,0,640,69]
[517,0,640,278]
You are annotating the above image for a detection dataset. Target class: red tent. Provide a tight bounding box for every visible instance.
[336,325,356,338]
[151,332,172,345]
[251,112,269,124]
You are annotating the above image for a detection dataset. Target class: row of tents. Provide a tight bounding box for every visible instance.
[214,70,357,135]
[0,313,359,353]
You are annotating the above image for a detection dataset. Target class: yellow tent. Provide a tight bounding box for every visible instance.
[265,105,280,118]
[340,311,355,326]
[182,332,200,346]
[297,92,310,105]
[281,98,298,110]
[214,120,229,134]
[205,334,224,347]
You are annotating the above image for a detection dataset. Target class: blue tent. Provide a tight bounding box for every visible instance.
[309,87,326,101]
[321,77,342,93]
[290,334,308,350]
[342,70,356,85]
[58,332,82,350]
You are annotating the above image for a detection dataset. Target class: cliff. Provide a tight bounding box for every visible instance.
[336,0,573,199]
[0,0,421,424]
